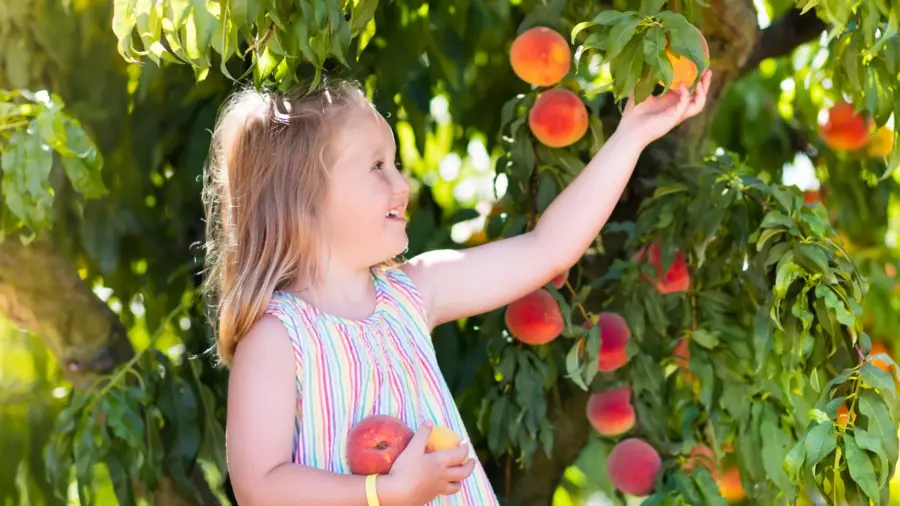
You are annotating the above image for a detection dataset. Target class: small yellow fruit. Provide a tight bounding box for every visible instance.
[426,425,463,453]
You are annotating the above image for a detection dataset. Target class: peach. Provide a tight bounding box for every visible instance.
[683,444,718,480]
[659,26,710,90]
[425,425,463,453]
[869,340,893,374]
[346,415,414,475]
[869,125,893,157]
[836,402,856,427]
[632,241,690,294]
[550,268,568,289]
[586,386,635,437]
[819,102,871,151]
[528,88,589,148]
[607,438,662,496]
[504,288,564,345]
[509,26,571,86]
[596,312,632,372]
[717,466,746,502]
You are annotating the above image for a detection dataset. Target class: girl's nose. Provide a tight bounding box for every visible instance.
[391,171,410,196]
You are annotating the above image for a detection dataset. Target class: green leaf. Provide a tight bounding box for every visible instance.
[855,427,890,487]
[774,261,804,298]
[566,341,588,391]
[60,120,106,199]
[572,10,633,43]
[639,0,666,15]
[643,26,673,86]
[692,328,719,349]
[794,243,830,274]
[611,37,647,101]
[101,387,146,450]
[350,0,378,34]
[857,390,900,465]
[633,65,657,104]
[843,433,880,503]
[657,12,708,83]
[588,116,606,154]
[784,436,806,476]
[106,447,136,505]
[804,421,837,468]
[1,124,54,231]
[761,409,792,490]
[447,208,480,225]
[815,285,856,332]
[605,13,643,62]
[860,364,896,397]
[760,211,794,229]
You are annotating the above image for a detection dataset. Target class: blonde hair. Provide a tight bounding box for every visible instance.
[202,79,369,365]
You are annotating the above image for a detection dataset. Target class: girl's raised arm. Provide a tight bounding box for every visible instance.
[403,72,711,329]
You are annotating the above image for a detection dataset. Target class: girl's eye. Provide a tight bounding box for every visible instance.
[372,161,383,171]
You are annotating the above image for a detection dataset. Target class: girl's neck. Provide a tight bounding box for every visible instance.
[287,262,379,321]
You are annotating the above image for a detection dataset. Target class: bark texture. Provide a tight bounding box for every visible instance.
[0,236,134,383]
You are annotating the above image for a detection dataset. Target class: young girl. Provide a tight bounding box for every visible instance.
[206,70,711,505]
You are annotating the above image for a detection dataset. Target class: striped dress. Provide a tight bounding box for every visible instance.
[264,265,500,505]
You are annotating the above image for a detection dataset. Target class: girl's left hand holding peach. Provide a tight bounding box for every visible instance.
[617,69,712,147]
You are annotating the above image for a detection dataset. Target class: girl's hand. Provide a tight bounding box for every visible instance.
[618,69,712,147]
[379,422,477,505]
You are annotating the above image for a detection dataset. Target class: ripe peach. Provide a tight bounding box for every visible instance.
[596,312,632,372]
[550,268,568,289]
[632,241,690,294]
[869,340,893,374]
[346,415,414,475]
[509,26,571,86]
[586,386,635,437]
[504,288,564,345]
[683,444,718,480]
[659,26,710,90]
[836,402,856,427]
[717,466,746,502]
[869,125,893,157]
[607,438,662,496]
[425,425,463,453]
[819,102,871,151]
[528,88,589,148]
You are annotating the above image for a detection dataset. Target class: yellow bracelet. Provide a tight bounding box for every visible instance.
[365,474,380,506]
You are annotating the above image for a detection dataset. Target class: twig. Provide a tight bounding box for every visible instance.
[244,24,275,57]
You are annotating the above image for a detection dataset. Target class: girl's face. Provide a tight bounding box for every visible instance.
[320,104,411,270]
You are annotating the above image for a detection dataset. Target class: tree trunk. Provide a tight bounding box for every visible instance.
[0,234,221,505]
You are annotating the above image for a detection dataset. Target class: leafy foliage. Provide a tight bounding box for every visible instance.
[0,90,106,242]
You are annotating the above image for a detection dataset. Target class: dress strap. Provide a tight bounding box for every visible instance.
[374,265,430,334]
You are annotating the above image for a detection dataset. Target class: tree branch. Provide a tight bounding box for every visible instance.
[0,235,135,386]
[0,234,222,506]
[741,7,827,76]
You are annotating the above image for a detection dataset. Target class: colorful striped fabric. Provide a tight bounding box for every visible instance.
[265,265,500,505]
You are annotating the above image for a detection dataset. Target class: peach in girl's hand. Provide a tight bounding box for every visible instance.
[425,425,463,453]
[346,415,414,475]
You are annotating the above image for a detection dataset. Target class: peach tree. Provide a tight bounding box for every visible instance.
[3,0,900,505]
